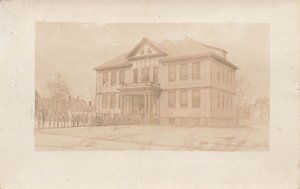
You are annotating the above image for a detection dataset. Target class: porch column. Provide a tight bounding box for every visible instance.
[158,96,160,117]
[121,95,125,114]
[144,94,147,119]
[147,94,152,119]
[127,95,131,114]
[125,95,129,115]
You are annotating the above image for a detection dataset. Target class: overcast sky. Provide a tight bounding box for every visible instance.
[35,23,269,102]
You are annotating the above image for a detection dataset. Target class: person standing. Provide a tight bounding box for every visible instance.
[37,111,42,129]
[41,110,46,128]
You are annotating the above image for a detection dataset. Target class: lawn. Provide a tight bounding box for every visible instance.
[35,123,268,151]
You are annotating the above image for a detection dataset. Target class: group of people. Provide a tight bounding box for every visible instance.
[36,110,143,129]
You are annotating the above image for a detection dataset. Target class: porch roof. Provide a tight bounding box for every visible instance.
[118,82,161,95]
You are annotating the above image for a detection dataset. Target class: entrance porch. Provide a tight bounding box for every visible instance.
[119,82,161,124]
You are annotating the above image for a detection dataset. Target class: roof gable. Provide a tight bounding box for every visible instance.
[94,37,233,71]
[126,38,166,60]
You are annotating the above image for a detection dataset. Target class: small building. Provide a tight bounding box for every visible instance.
[94,37,238,126]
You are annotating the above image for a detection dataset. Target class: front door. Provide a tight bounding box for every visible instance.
[131,95,145,119]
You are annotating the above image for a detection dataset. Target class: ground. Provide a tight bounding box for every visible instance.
[35,122,268,151]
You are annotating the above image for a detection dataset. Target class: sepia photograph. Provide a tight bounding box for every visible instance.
[34,23,269,151]
[1,0,300,188]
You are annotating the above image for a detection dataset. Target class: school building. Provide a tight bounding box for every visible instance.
[94,37,238,126]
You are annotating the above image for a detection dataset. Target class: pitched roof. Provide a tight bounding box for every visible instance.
[94,37,234,71]
[126,37,167,59]
[154,37,226,57]
[94,54,132,71]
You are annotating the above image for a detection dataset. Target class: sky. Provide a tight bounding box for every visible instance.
[35,23,269,103]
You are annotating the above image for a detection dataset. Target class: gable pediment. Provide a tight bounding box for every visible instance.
[127,38,166,60]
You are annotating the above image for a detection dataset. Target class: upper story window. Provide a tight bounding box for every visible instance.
[168,65,176,81]
[147,48,152,54]
[102,94,108,109]
[142,68,150,82]
[103,72,108,86]
[192,63,200,80]
[133,69,138,84]
[111,71,116,86]
[217,94,220,109]
[153,67,159,83]
[180,90,188,108]
[110,94,116,109]
[222,94,225,109]
[119,70,125,85]
[224,94,227,109]
[226,94,229,109]
[180,64,188,80]
[192,90,200,108]
[231,94,234,109]
[168,91,176,108]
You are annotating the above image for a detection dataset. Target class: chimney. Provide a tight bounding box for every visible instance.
[89,101,91,106]
[77,96,79,101]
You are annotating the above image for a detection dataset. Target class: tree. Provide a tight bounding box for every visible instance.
[236,76,253,119]
[46,74,71,115]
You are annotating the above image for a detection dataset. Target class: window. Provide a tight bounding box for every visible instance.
[103,72,108,86]
[227,94,230,109]
[111,71,116,86]
[142,68,150,82]
[192,63,200,79]
[168,91,176,108]
[110,94,116,109]
[217,94,220,109]
[118,94,122,109]
[180,90,188,108]
[169,65,176,81]
[119,70,125,85]
[153,67,158,83]
[147,48,152,54]
[102,94,108,109]
[222,94,225,109]
[180,64,188,80]
[224,94,227,109]
[192,90,200,108]
[228,94,231,110]
[231,94,234,109]
[133,69,138,83]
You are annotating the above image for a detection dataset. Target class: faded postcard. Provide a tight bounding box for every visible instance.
[35,23,269,151]
[0,1,299,189]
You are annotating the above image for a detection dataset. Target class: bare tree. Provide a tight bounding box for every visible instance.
[46,74,71,114]
[236,76,253,119]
